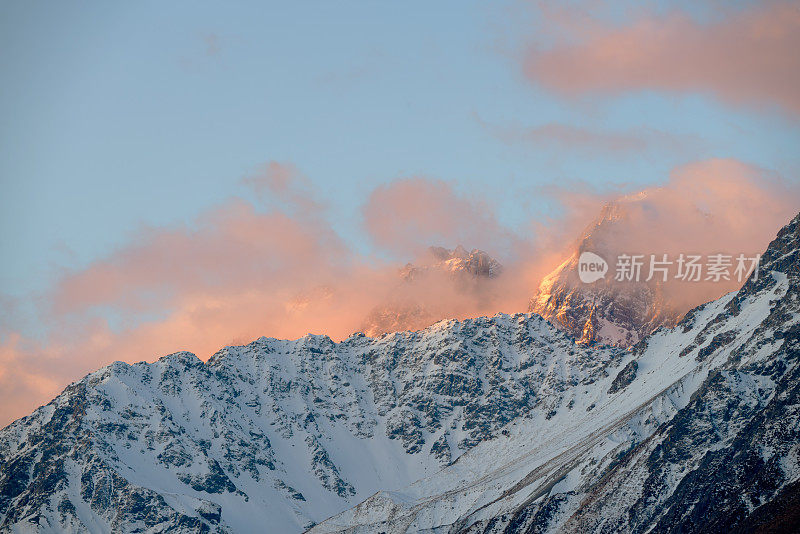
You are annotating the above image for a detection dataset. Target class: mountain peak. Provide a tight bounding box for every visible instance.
[529,202,680,347]
[360,246,504,337]
[757,210,800,276]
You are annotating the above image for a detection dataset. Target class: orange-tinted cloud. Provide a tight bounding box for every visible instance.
[524,2,800,114]
[51,200,343,317]
[549,158,800,309]
[1,159,798,427]
[0,170,539,426]
[363,177,519,258]
[608,158,796,259]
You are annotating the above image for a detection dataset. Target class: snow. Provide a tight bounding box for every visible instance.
[0,312,623,533]
[312,266,795,533]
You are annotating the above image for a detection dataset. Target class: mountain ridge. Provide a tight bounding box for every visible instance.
[311,211,800,533]
[2,212,798,534]
[0,310,620,532]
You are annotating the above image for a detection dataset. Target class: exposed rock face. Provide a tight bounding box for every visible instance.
[311,212,800,534]
[0,312,617,533]
[530,202,681,347]
[607,360,637,394]
[361,246,503,336]
[359,303,433,338]
[425,246,503,280]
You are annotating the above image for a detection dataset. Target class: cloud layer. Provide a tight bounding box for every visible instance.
[0,166,540,426]
[524,2,800,114]
[564,158,800,310]
[363,178,520,258]
[1,159,798,426]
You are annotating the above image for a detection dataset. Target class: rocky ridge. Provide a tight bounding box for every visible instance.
[0,310,616,532]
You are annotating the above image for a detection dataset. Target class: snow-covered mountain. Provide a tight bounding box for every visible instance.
[0,310,616,532]
[2,212,798,534]
[530,202,682,346]
[313,211,800,533]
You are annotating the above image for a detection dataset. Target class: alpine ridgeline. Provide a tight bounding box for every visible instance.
[0,314,613,531]
[2,212,799,533]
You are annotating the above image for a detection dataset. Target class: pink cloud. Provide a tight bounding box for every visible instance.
[0,171,536,426]
[51,200,343,317]
[1,160,797,427]
[363,177,519,257]
[548,158,800,309]
[524,2,800,114]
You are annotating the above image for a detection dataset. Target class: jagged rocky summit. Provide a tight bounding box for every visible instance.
[530,201,682,347]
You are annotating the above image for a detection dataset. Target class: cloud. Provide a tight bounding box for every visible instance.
[612,158,797,258]
[51,200,343,318]
[549,158,800,309]
[240,161,324,216]
[363,177,520,258]
[478,116,704,156]
[523,2,800,114]
[2,159,797,427]
[0,170,538,426]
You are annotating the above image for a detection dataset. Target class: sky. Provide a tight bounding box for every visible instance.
[1,0,799,425]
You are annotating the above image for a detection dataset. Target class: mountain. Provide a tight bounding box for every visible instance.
[0,311,616,532]
[312,211,800,533]
[361,246,502,336]
[2,213,797,534]
[529,201,681,347]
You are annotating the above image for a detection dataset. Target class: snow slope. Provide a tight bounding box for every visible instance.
[0,312,619,533]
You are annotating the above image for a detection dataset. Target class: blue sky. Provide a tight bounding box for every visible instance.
[1,0,799,298]
[2,0,800,426]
